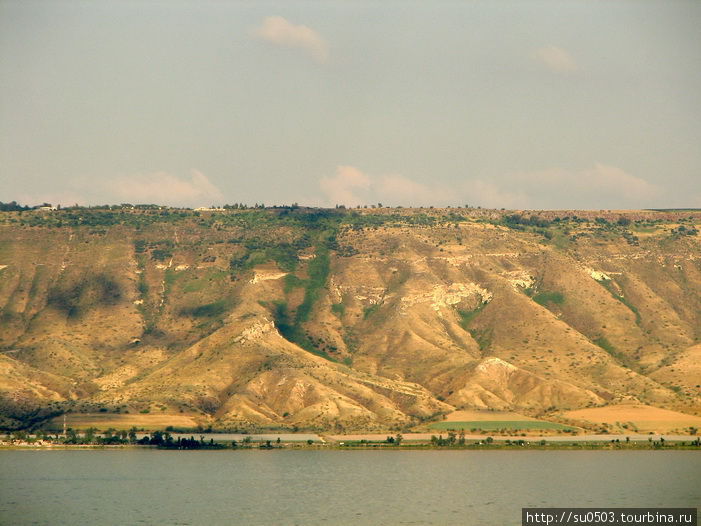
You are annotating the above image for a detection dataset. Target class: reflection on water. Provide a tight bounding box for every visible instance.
[1,450,699,525]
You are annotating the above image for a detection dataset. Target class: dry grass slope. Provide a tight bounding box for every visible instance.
[0,207,699,432]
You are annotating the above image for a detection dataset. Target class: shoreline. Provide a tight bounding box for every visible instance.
[2,438,700,451]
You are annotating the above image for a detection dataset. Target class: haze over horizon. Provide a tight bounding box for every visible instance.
[1,1,699,210]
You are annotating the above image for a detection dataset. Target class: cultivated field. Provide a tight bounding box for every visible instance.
[51,413,200,431]
[442,410,539,422]
[428,420,576,432]
[427,409,577,432]
[563,404,701,433]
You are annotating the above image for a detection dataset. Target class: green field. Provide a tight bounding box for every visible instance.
[428,420,577,432]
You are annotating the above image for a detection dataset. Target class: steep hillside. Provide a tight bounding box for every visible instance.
[1,206,699,431]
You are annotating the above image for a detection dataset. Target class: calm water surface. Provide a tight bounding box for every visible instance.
[1,450,699,525]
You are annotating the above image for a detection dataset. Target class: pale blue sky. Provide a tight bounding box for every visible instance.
[1,0,699,209]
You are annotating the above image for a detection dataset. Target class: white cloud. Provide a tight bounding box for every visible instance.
[462,180,530,209]
[16,190,87,208]
[15,170,225,208]
[108,170,224,207]
[318,166,528,208]
[531,45,579,74]
[374,173,447,204]
[319,166,371,207]
[579,164,658,202]
[319,164,659,210]
[253,16,329,63]
[504,164,659,209]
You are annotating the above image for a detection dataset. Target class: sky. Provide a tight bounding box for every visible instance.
[1,0,700,210]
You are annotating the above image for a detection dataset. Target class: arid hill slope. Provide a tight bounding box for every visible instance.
[0,207,699,431]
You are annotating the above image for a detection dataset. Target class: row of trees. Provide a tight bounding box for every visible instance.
[4,428,293,450]
[137,431,226,449]
[0,200,45,211]
[3,427,138,445]
[430,431,472,446]
[63,427,136,444]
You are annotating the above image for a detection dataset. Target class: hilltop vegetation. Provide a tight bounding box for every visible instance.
[0,205,700,432]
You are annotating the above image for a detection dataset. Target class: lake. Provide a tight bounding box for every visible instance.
[1,450,699,525]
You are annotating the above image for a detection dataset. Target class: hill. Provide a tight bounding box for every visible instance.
[0,206,699,433]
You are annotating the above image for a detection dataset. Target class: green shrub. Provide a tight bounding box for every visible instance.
[363,303,381,320]
[598,280,641,325]
[271,301,333,361]
[593,336,632,368]
[533,291,565,306]
[137,276,149,295]
[283,274,305,293]
[594,336,615,353]
[151,248,172,261]
[457,303,486,329]
[295,247,330,323]
[468,328,493,351]
[180,298,233,318]
[48,273,123,318]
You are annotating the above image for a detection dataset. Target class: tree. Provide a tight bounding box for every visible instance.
[150,430,164,446]
[84,427,98,443]
[0,201,30,211]
[395,433,403,446]
[65,428,78,444]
